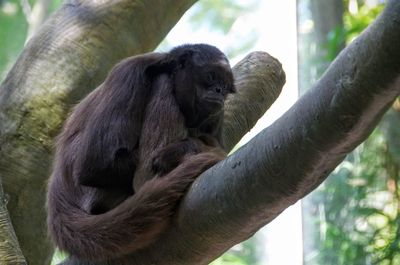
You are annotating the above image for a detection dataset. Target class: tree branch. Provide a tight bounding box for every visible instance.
[223,52,285,150]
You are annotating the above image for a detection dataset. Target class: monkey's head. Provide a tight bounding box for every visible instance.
[169,44,236,129]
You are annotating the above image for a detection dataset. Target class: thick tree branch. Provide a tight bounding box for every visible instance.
[223,52,285,150]
[92,1,399,264]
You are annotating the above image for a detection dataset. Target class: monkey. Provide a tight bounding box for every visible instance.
[47,44,235,263]
[133,45,235,189]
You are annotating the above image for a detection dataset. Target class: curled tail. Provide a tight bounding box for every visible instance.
[48,150,225,261]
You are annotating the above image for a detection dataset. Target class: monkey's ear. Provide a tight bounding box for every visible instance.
[145,54,179,77]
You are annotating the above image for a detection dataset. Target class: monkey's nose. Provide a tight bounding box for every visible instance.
[215,87,222,94]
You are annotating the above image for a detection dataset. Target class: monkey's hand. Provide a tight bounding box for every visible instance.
[151,138,205,176]
[151,145,184,176]
[197,134,222,148]
[151,137,225,176]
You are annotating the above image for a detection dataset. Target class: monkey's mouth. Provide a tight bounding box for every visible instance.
[205,97,224,107]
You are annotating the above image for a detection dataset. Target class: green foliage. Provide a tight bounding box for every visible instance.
[344,4,385,42]
[49,0,63,13]
[0,0,28,80]
[323,2,385,62]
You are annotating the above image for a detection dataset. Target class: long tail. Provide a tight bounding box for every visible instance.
[48,151,225,261]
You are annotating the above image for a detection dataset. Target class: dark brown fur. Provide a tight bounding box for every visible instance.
[47,44,234,262]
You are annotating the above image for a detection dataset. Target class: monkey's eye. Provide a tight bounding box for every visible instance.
[206,72,217,83]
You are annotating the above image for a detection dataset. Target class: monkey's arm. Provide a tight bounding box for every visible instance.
[151,136,222,176]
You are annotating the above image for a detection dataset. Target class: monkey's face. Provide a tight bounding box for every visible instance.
[173,57,235,128]
[169,44,236,128]
[195,61,235,114]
